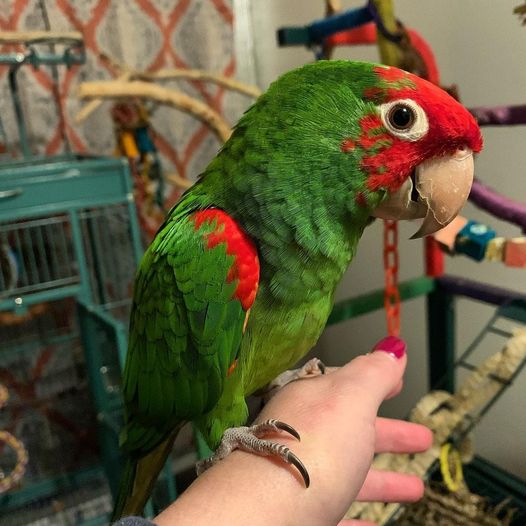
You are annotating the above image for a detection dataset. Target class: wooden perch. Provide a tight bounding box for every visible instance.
[78,80,232,142]
[325,0,342,15]
[74,72,132,124]
[98,54,261,98]
[75,52,260,124]
[0,31,83,45]
[76,69,260,124]
[165,172,193,190]
[140,69,262,98]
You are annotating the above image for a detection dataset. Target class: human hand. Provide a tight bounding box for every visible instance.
[154,336,432,526]
[251,335,432,526]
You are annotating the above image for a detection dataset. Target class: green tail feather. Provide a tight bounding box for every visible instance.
[111,425,183,522]
[111,457,137,523]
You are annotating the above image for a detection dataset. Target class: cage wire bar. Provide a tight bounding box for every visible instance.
[450,299,526,441]
[0,33,85,158]
[0,154,143,524]
[0,215,78,297]
[0,28,161,524]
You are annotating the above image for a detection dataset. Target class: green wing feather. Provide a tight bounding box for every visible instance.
[112,207,250,519]
[121,210,248,456]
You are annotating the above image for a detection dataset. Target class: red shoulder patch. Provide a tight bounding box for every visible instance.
[191,209,259,311]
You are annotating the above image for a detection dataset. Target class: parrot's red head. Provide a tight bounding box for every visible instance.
[346,64,483,237]
[224,61,483,239]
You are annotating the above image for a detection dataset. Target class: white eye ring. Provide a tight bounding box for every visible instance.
[379,99,429,141]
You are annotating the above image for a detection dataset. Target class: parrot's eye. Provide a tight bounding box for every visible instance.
[388,105,415,129]
[379,99,429,141]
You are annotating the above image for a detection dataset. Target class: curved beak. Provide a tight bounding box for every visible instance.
[372,147,474,238]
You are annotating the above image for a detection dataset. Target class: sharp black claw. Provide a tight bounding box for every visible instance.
[287,450,310,488]
[273,420,301,441]
[317,361,326,374]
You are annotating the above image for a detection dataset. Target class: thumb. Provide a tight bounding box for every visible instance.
[336,336,407,409]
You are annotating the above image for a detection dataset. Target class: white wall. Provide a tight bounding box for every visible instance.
[236,1,526,478]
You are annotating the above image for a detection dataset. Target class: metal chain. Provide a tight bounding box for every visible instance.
[383,219,401,336]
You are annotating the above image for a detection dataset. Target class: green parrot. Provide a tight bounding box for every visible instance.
[112,60,482,519]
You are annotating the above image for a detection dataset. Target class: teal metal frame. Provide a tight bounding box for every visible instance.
[0,33,152,523]
[0,36,85,158]
[0,154,143,524]
[0,465,105,513]
[427,275,526,392]
[327,276,435,325]
[426,285,456,391]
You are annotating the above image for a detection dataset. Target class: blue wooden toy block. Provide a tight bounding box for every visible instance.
[455,220,496,261]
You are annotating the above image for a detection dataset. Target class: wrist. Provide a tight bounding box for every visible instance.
[155,436,347,526]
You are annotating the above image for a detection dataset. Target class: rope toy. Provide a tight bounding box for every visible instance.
[0,383,28,493]
[439,443,464,492]
[345,329,526,524]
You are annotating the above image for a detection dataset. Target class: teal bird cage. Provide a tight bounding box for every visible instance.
[0,34,143,525]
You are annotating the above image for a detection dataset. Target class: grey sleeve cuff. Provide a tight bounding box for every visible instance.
[113,517,155,526]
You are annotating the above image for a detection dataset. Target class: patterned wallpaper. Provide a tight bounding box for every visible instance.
[0,0,250,188]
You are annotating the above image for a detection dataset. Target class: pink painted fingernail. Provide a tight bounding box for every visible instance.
[372,336,406,359]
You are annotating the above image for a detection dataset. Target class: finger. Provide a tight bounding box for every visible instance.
[336,336,407,409]
[375,418,433,453]
[356,469,425,502]
[386,378,403,400]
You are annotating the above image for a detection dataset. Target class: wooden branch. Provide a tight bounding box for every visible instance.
[98,54,261,98]
[140,69,262,98]
[74,54,136,123]
[165,172,194,190]
[0,31,83,45]
[77,80,232,142]
[514,2,526,24]
[325,0,342,15]
[98,52,135,75]
[74,53,260,125]
[75,72,132,124]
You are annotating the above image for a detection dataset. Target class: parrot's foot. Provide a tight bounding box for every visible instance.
[260,357,327,401]
[196,419,310,487]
